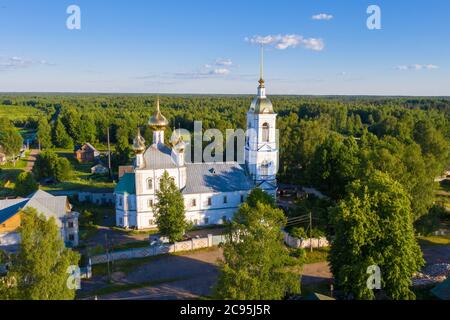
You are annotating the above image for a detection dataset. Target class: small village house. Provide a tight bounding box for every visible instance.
[74,143,100,163]
[91,163,109,175]
[0,190,79,252]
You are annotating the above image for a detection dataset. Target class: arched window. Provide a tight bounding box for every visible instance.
[260,161,270,176]
[262,123,270,142]
[147,178,153,190]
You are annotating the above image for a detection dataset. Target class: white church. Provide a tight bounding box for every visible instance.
[115,62,279,229]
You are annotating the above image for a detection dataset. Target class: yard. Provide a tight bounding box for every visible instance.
[40,148,116,192]
[0,150,31,198]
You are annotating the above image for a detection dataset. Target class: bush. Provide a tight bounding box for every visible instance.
[290,227,308,239]
[290,248,307,261]
[14,172,38,197]
[79,210,94,226]
[33,150,73,182]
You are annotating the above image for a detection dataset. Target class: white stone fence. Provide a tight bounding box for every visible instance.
[283,231,329,249]
[89,231,329,265]
[90,234,226,265]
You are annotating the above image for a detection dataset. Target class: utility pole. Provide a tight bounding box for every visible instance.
[309,211,313,253]
[107,126,112,179]
[105,233,111,282]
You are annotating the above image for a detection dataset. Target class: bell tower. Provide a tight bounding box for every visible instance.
[245,47,278,195]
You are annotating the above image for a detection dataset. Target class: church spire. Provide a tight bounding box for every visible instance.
[259,45,265,89]
[257,45,266,97]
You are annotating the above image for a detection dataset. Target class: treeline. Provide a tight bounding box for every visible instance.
[2,94,449,219]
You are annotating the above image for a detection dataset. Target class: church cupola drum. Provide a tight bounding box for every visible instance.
[148,97,169,145]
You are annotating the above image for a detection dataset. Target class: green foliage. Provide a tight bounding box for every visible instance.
[154,171,189,243]
[115,126,131,165]
[329,171,424,300]
[33,150,73,182]
[290,227,308,239]
[246,188,275,208]
[36,117,53,149]
[215,201,300,300]
[0,118,23,157]
[308,134,360,199]
[0,207,80,300]
[414,205,447,236]
[14,172,38,197]
[53,119,73,149]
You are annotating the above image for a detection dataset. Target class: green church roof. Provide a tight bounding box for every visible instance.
[115,173,136,194]
[431,278,450,300]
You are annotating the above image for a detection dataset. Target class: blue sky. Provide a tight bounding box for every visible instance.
[0,0,448,95]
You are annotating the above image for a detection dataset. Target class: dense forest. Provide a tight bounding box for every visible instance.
[1,94,449,221]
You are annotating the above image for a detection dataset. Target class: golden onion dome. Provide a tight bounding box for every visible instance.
[249,96,274,114]
[132,128,146,154]
[169,129,181,147]
[148,98,169,130]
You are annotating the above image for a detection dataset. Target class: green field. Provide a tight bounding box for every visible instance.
[0,105,43,122]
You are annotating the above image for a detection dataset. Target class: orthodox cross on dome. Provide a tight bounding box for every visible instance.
[257,45,267,98]
[258,45,265,89]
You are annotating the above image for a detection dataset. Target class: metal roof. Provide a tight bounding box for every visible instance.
[115,173,136,194]
[182,162,254,194]
[0,190,69,226]
[143,143,178,170]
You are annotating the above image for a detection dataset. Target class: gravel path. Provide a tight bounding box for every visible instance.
[24,149,39,172]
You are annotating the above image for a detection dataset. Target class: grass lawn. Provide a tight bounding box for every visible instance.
[417,234,450,246]
[304,247,330,264]
[40,149,116,191]
[0,151,31,198]
[88,240,151,255]
[0,105,43,122]
[109,226,159,236]
[291,247,330,265]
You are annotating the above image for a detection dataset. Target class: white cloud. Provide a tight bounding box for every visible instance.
[210,68,231,75]
[0,56,53,71]
[215,58,233,67]
[312,13,333,21]
[246,34,325,51]
[395,64,439,71]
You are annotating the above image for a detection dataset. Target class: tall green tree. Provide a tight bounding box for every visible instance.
[308,134,360,199]
[115,126,131,165]
[33,150,73,182]
[15,172,38,197]
[0,207,80,300]
[53,119,73,149]
[329,171,424,300]
[37,117,53,149]
[215,189,300,300]
[0,118,23,158]
[154,171,189,242]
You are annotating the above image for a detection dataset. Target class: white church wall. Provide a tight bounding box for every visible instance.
[136,168,183,197]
